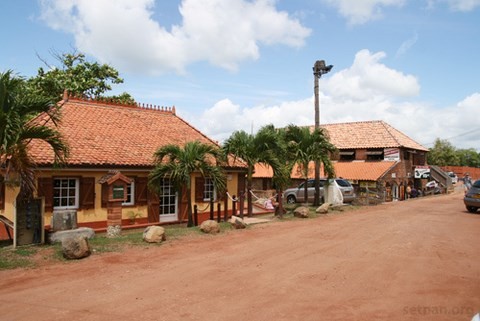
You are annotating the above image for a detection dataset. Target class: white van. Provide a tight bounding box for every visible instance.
[447,172,458,184]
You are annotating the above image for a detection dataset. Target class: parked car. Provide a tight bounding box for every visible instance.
[464,179,480,213]
[284,178,355,204]
[447,172,458,184]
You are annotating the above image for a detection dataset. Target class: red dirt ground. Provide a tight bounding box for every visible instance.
[1,191,479,321]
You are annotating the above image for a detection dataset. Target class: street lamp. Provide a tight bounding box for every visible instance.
[313,60,333,206]
[313,60,333,128]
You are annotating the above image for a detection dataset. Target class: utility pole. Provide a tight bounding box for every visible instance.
[313,60,333,206]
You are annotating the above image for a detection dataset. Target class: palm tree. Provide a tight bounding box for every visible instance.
[223,124,283,217]
[148,141,226,227]
[285,125,336,204]
[0,70,69,200]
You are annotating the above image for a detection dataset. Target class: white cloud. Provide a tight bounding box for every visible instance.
[192,97,315,143]
[395,32,419,58]
[322,49,420,100]
[190,49,479,150]
[444,0,480,11]
[39,0,311,74]
[321,0,406,25]
[425,0,480,11]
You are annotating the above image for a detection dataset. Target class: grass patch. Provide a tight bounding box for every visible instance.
[0,246,37,270]
[89,231,147,253]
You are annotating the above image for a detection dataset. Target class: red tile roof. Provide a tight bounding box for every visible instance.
[29,98,244,168]
[317,120,428,151]
[254,161,397,181]
[332,161,397,181]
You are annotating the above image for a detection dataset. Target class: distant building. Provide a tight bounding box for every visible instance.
[253,120,429,202]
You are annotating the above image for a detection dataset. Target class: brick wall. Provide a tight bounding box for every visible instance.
[440,166,480,181]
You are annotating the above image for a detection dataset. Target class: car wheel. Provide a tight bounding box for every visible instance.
[466,206,478,213]
[286,195,296,204]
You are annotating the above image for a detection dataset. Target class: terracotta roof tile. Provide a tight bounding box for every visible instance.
[254,161,397,181]
[29,98,245,168]
[316,120,428,151]
[332,161,397,181]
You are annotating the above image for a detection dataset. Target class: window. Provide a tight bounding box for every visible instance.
[203,178,216,201]
[339,150,355,161]
[53,178,79,209]
[159,178,177,215]
[195,177,217,202]
[122,180,135,206]
[366,149,384,161]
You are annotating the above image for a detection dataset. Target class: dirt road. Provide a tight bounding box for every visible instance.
[1,192,479,321]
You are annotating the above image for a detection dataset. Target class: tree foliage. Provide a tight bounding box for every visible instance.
[0,70,69,198]
[27,52,135,104]
[283,125,336,204]
[456,148,480,168]
[427,139,459,166]
[427,138,480,167]
[148,141,226,227]
[223,124,284,217]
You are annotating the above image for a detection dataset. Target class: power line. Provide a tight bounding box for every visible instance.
[422,127,480,147]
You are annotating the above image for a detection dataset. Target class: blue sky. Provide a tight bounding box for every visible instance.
[1,0,480,150]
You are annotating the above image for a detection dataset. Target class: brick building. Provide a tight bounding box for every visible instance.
[253,120,429,202]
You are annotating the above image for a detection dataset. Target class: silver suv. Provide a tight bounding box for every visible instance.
[284,178,355,204]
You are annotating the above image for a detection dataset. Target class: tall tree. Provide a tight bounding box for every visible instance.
[284,125,336,204]
[427,138,459,166]
[269,135,292,218]
[148,141,226,227]
[456,148,480,167]
[223,125,283,217]
[0,70,69,199]
[27,51,135,104]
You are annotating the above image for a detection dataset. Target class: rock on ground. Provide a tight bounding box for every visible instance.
[294,206,309,218]
[61,236,91,260]
[229,215,247,229]
[49,227,95,244]
[200,220,220,234]
[316,203,331,214]
[143,226,166,243]
[107,225,122,238]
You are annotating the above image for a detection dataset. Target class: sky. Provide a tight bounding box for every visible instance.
[1,0,480,151]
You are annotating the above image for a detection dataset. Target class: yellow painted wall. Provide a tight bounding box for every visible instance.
[191,172,241,213]
[1,170,245,228]
[2,185,20,223]
[36,170,149,226]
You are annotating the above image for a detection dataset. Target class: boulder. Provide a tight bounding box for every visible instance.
[293,206,309,218]
[143,226,166,243]
[49,227,95,244]
[200,220,220,234]
[316,202,331,214]
[229,215,247,229]
[62,236,91,260]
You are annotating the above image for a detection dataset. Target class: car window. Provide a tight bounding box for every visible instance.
[335,179,351,187]
[473,180,480,188]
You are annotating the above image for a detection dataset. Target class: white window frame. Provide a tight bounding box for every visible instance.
[203,178,216,202]
[53,177,79,209]
[159,178,178,216]
[122,179,135,206]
